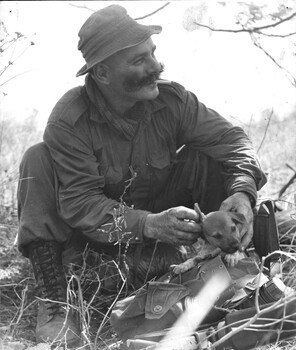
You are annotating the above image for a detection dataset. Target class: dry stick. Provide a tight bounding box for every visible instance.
[278,174,296,199]
[192,11,296,34]
[280,225,296,247]
[94,275,127,349]
[192,13,296,88]
[212,292,295,348]
[278,164,296,199]
[0,40,32,78]
[286,164,296,173]
[70,274,92,346]
[9,284,28,337]
[257,31,296,38]
[134,2,170,20]
[211,250,296,348]
[256,109,273,154]
[68,3,96,12]
[251,34,296,88]
[69,1,171,21]
[0,70,32,87]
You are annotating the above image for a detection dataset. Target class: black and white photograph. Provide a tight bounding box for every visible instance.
[0,1,295,349]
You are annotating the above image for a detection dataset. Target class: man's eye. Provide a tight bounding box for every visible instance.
[134,58,144,65]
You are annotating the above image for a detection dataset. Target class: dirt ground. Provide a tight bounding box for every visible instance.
[0,205,295,350]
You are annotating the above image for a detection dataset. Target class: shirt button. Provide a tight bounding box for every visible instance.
[153,305,163,313]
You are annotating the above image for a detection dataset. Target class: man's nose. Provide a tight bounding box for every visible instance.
[147,56,161,72]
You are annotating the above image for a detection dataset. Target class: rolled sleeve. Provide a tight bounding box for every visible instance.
[173,88,267,197]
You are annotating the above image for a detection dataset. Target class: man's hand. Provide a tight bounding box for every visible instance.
[219,192,254,251]
[144,206,202,245]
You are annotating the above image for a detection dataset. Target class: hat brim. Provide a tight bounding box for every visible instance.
[76,25,161,77]
[76,64,89,77]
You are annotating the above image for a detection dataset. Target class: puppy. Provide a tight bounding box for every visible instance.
[172,203,246,275]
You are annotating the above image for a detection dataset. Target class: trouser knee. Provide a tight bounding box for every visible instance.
[17,142,72,256]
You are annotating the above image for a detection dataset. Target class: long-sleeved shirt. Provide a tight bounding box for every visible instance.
[43,75,267,245]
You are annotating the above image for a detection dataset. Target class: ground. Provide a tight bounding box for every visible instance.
[0,200,295,350]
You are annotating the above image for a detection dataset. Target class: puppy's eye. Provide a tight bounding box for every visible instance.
[231,225,236,232]
[213,231,222,239]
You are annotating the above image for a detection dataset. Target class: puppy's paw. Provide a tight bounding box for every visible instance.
[171,258,195,275]
[224,251,245,267]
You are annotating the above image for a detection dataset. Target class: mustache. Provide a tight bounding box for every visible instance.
[123,63,165,91]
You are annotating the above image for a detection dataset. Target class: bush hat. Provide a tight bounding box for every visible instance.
[76,5,162,77]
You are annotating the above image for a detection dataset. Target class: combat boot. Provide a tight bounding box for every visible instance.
[29,240,81,347]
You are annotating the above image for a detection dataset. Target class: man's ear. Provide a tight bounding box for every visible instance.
[92,63,110,85]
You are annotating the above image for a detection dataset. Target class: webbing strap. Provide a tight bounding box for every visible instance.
[253,200,280,268]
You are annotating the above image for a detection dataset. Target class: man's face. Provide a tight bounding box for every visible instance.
[104,38,164,103]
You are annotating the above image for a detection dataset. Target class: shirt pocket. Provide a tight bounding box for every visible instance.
[148,148,171,169]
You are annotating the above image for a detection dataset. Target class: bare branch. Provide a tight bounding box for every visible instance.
[256,31,296,38]
[68,3,96,12]
[192,21,242,33]
[0,70,32,87]
[278,163,296,198]
[257,109,273,154]
[251,34,296,88]
[286,163,296,173]
[253,11,296,32]
[193,8,296,89]
[68,1,171,20]
[134,2,170,20]
[193,11,296,36]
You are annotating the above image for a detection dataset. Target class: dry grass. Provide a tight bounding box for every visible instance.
[0,190,295,350]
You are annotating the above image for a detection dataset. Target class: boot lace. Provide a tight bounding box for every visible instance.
[33,243,67,317]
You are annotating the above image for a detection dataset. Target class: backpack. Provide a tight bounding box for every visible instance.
[110,199,284,348]
[253,199,280,268]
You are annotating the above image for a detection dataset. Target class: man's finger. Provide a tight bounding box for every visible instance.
[239,226,253,251]
[173,207,200,222]
[175,219,202,233]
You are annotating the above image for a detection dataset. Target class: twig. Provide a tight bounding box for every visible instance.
[69,2,171,21]
[277,163,296,199]
[251,34,296,88]
[257,31,296,38]
[68,3,96,12]
[256,109,273,153]
[94,277,127,349]
[9,284,28,336]
[192,13,296,88]
[193,11,296,35]
[212,269,295,347]
[0,69,32,87]
[286,163,296,173]
[208,250,296,348]
[0,40,32,78]
[135,2,170,20]
[278,173,296,199]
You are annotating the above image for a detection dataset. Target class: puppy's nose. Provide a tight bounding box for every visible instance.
[228,246,239,254]
[229,239,240,252]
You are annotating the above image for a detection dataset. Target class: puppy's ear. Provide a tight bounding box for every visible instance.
[229,212,246,225]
